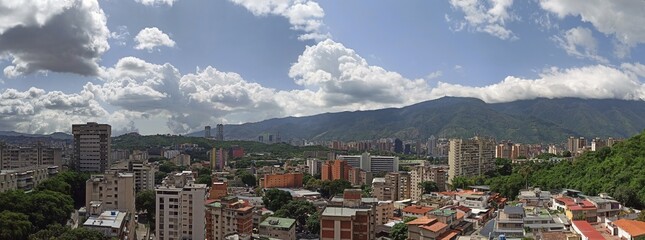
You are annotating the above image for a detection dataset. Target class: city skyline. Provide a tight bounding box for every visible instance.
[1,1,645,135]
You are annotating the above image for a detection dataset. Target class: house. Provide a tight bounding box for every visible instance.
[406,217,458,240]
[609,219,645,240]
[403,205,435,218]
[494,206,525,238]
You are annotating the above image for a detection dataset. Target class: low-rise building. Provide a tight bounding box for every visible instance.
[518,188,552,207]
[609,219,645,240]
[83,210,135,240]
[494,206,525,238]
[406,216,457,240]
[586,195,621,221]
[0,165,58,192]
[402,205,435,218]
[258,217,296,240]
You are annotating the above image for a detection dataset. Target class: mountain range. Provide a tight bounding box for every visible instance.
[190,97,645,143]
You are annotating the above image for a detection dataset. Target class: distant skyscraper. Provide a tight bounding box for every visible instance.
[448,136,496,184]
[258,135,264,143]
[216,124,224,141]
[205,126,211,138]
[268,134,274,143]
[73,122,111,172]
[427,135,437,156]
[404,144,411,155]
[394,138,403,153]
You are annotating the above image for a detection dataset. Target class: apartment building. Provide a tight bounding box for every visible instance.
[321,160,350,181]
[375,201,394,225]
[73,122,111,172]
[348,167,372,186]
[85,171,136,213]
[110,160,156,192]
[306,158,323,176]
[156,171,207,240]
[371,178,393,201]
[0,165,58,192]
[494,206,525,238]
[448,137,496,183]
[320,189,377,240]
[259,217,296,240]
[0,143,62,170]
[205,196,254,240]
[410,165,448,200]
[262,172,303,188]
[385,172,410,201]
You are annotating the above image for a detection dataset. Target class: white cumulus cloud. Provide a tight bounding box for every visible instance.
[0,0,110,77]
[228,0,330,41]
[134,0,176,6]
[539,0,645,58]
[447,0,518,40]
[134,27,176,51]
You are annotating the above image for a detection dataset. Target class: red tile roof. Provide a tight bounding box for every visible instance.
[613,219,645,237]
[438,230,460,240]
[406,216,436,225]
[403,205,435,215]
[420,221,448,232]
[573,221,606,240]
[556,197,577,206]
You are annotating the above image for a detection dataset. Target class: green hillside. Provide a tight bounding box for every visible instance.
[487,130,645,209]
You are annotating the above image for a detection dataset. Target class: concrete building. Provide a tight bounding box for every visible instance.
[375,201,394,225]
[216,124,224,141]
[320,190,377,240]
[448,136,496,183]
[0,143,62,170]
[110,160,156,192]
[337,153,399,173]
[406,216,455,240]
[73,122,111,172]
[83,210,135,240]
[494,206,525,238]
[410,165,448,200]
[306,159,323,176]
[0,165,58,192]
[156,171,207,240]
[170,153,191,166]
[385,172,411,201]
[609,219,645,240]
[402,205,435,218]
[259,217,296,240]
[371,178,393,201]
[205,196,254,240]
[262,172,303,188]
[321,160,350,181]
[348,167,372,186]
[205,126,211,138]
[209,180,228,200]
[85,171,136,214]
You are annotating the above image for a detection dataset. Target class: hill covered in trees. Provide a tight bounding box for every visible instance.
[191,97,645,143]
[484,130,645,209]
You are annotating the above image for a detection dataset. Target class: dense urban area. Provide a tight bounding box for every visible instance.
[1,122,645,240]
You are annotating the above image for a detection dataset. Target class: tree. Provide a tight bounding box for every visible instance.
[390,222,408,240]
[196,174,213,186]
[54,171,90,208]
[159,161,178,173]
[0,211,32,240]
[562,150,572,157]
[262,189,293,211]
[136,190,156,225]
[58,227,106,240]
[155,172,167,185]
[26,190,75,230]
[29,224,68,240]
[36,178,71,195]
[494,158,513,176]
[306,212,320,234]
[418,181,438,195]
[450,176,472,190]
[240,173,257,187]
[274,200,317,228]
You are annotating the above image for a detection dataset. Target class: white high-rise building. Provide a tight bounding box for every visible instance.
[306,159,323,176]
[337,153,398,173]
[73,122,111,172]
[156,171,207,240]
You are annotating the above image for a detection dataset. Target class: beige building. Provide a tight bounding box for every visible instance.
[371,178,393,201]
[85,171,136,214]
[0,143,62,170]
[205,196,254,240]
[156,171,207,240]
[0,165,59,192]
[385,172,410,201]
[259,217,296,240]
[410,165,448,200]
[375,201,394,225]
[110,160,156,192]
[73,122,111,172]
[448,137,496,183]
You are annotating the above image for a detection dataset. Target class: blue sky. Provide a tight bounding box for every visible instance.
[1,0,645,135]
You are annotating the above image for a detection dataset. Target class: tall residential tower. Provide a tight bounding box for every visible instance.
[73,122,111,172]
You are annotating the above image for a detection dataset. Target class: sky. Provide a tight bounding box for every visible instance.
[1,0,645,135]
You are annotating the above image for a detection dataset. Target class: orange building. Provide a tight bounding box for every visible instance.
[205,196,254,240]
[263,173,303,188]
[321,160,350,181]
[320,189,375,240]
[209,180,228,200]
